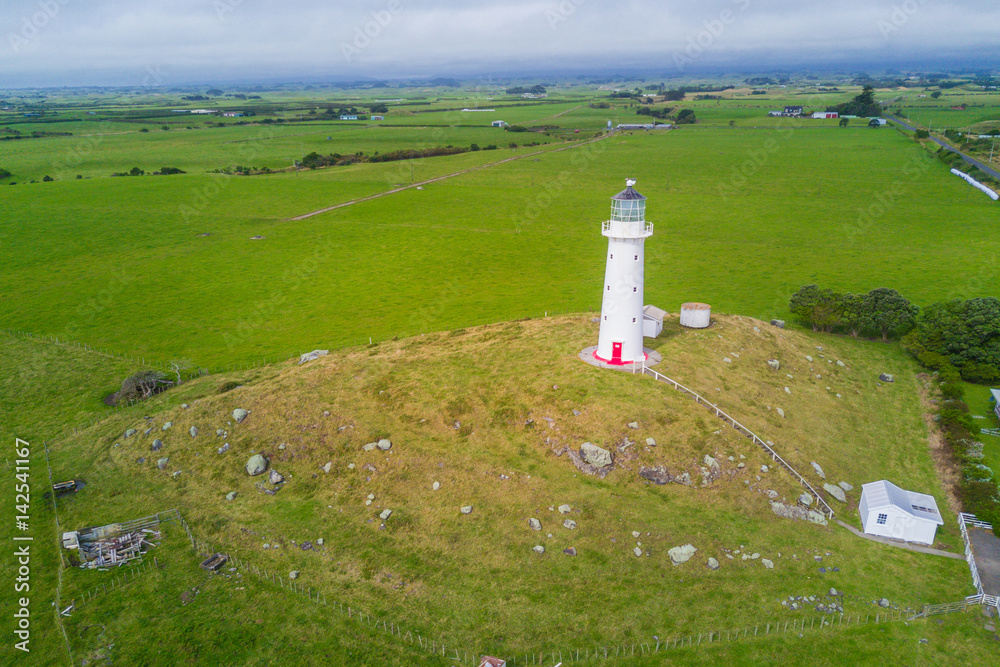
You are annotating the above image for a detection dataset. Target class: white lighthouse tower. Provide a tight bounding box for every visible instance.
[594,179,653,365]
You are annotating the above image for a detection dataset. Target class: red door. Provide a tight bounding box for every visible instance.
[612,342,623,364]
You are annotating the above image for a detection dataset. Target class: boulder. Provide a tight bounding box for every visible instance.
[528,518,541,531]
[707,557,720,570]
[798,493,813,507]
[151,439,163,452]
[836,360,846,367]
[232,409,249,424]
[321,461,332,474]
[124,428,137,439]
[362,442,378,452]
[376,439,392,451]
[767,359,780,370]
[189,426,198,438]
[226,492,237,501]
[558,504,572,514]
[878,598,890,608]
[823,483,846,503]
[633,547,643,557]
[269,470,284,485]
[580,442,612,468]
[879,373,894,383]
[298,349,329,364]
[432,481,440,491]
[646,437,656,447]
[668,544,696,565]
[217,443,230,454]
[770,500,828,526]
[289,571,300,580]
[811,462,826,479]
[776,407,784,418]
[761,558,774,569]
[627,421,639,429]
[770,319,785,328]
[460,506,473,514]
[704,455,720,471]
[639,466,673,485]
[562,519,577,530]
[245,454,268,476]
[563,547,577,556]
[839,481,854,491]
[379,509,392,521]
[157,457,169,470]
[161,421,172,431]
[533,545,545,554]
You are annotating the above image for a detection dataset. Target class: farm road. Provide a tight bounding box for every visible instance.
[287,133,609,221]
[887,114,1000,181]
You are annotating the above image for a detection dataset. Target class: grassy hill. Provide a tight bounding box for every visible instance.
[10,314,995,664]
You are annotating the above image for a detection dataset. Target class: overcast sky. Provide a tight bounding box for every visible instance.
[2,0,998,87]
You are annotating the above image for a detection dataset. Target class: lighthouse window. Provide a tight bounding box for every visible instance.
[632,318,636,323]
[634,255,638,260]
[610,254,613,259]
[607,285,610,291]
[633,287,637,292]
[603,315,607,321]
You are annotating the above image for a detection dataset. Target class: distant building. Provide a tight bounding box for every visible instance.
[812,111,839,119]
[370,115,384,120]
[783,106,803,116]
[868,118,888,126]
[222,112,243,117]
[859,480,944,545]
[491,120,507,127]
[339,115,358,120]
[190,109,215,114]
[615,123,671,130]
[171,109,189,113]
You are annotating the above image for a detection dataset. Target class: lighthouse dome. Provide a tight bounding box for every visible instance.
[610,179,646,222]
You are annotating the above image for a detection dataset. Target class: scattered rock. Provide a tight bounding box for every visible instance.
[811,462,826,479]
[836,360,846,367]
[572,410,581,416]
[316,538,324,546]
[460,506,473,514]
[878,598,890,608]
[668,544,697,565]
[189,426,198,438]
[839,481,854,492]
[704,455,720,471]
[770,319,785,328]
[784,387,791,394]
[580,442,612,468]
[143,428,152,436]
[558,504,571,514]
[161,422,172,431]
[627,422,639,429]
[157,457,169,470]
[767,359,780,370]
[799,493,813,507]
[216,429,225,437]
[761,558,774,569]
[770,501,828,525]
[124,428,137,439]
[879,373,894,383]
[432,481,440,491]
[639,466,674,485]
[136,457,145,464]
[151,439,163,452]
[379,509,392,520]
[528,518,541,531]
[269,470,284,485]
[289,571,299,580]
[823,483,847,503]
[563,547,577,556]
[245,454,268,476]
[376,439,392,451]
[767,490,779,499]
[829,588,839,597]
[362,442,377,452]
[776,407,784,418]
[232,409,249,424]
[632,531,641,538]
[634,547,643,557]
[277,443,285,450]
[707,557,720,570]
[563,519,577,530]
[723,357,732,363]
[172,471,182,478]
[533,545,545,554]
[646,437,656,446]
[226,492,237,501]
[321,461,332,474]
[298,349,329,364]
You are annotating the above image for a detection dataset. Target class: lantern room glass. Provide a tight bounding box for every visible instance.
[611,199,644,222]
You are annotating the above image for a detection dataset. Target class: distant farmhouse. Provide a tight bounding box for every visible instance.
[340,114,358,120]
[491,120,507,127]
[370,115,385,121]
[811,111,839,119]
[616,123,672,130]
[768,106,803,117]
[222,112,243,117]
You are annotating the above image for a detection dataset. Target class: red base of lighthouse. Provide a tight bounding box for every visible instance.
[592,350,648,366]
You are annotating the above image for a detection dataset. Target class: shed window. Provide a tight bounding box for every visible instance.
[876,513,887,525]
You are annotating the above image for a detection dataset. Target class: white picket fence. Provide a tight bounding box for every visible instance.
[958,512,994,598]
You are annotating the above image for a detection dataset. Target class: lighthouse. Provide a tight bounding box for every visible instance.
[594,179,654,365]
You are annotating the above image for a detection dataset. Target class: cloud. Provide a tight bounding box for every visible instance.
[1,0,997,86]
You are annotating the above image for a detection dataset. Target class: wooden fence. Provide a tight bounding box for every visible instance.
[635,362,835,519]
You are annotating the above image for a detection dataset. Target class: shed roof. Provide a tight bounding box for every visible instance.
[643,304,667,321]
[989,388,1000,404]
[861,480,943,524]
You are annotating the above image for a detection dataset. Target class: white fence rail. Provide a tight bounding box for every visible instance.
[958,512,993,596]
[634,361,835,519]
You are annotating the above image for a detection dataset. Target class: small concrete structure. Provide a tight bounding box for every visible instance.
[679,302,711,329]
[642,304,666,338]
[859,480,943,545]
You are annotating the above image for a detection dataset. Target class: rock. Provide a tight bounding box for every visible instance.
[572,410,581,416]
[136,457,145,464]
[770,319,785,328]
[161,421,172,431]
[189,426,198,438]
[563,519,577,530]
[226,492,237,501]
[639,466,673,485]
[823,483,847,503]
[668,544,696,564]
[157,457,169,470]
[767,359,780,370]
[760,465,769,473]
[379,509,392,520]
[269,470,284,485]
[460,506,473,514]
[232,409,249,423]
[298,349,329,364]
[829,588,839,597]
[627,421,639,429]
[143,428,152,436]
[376,438,392,451]
[707,557,720,570]
[776,407,784,418]
[533,545,545,554]
[563,547,577,556]
[633,547,643,557]
[316,538,324,546]
[321,461,332,474]
[770,500,828,526]
[839,481,854,492]
[245,454,268,476]
[632,531,641,538]
[836,360,846,367]
[558,504,571,514]
[767,490,779,499]
[528,518,541,531]
[704,455,720,470]
[799,493,813,507]
[580,442,612,468]
[723,357,732,363]
[761,558,774,569]
[278,443,285,450]
[784,387,791,394]
[431,481,440,491]
[646,437,656,446]
[124,428,137,438]
[736,462,745,469]
[362,442,377,452]
[151,439,163,451]
[879,373,894,383]
[811,462,826,479]
[263,543,270,550]
[172,471,182,478]
[751,552,760,559]
[878,598,890,608]
[217,443,231,454]
[289,571,299,580]
[216,429,225,437]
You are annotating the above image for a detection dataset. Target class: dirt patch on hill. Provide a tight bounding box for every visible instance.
[917,374,962,515]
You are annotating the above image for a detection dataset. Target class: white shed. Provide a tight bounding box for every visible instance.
[859,480,943,545]
[642,304,666,338]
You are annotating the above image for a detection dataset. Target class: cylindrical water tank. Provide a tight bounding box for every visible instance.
[679,302,711,329]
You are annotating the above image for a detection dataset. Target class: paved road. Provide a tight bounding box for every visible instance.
[885,114,1000,181]
[968,526,1000,595]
